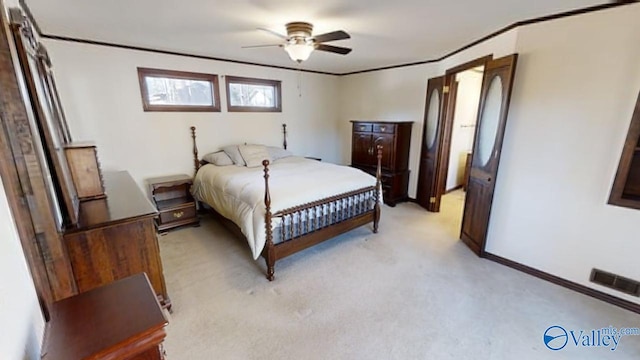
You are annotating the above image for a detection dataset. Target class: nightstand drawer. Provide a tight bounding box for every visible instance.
[158,204,197,225]
[147,173,200,232]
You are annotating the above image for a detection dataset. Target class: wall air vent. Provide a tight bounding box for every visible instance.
[590,269,640,297]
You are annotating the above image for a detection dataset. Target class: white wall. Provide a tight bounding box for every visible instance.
[340,3,640,305]
[0,175,44,360]
[339,29,518,197]
[0,1,45,359]
[338,63,439,195]
[485,5,640,304]
[446,69,482,191]
[44,40,341,188]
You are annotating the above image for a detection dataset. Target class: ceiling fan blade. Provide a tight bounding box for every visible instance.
[313,30,350,43]
[315,44,352,55]
[257,27,288,40]
[241,44,283,49]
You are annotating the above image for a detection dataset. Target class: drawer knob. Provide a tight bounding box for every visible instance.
[380,126,386,132]
[173,211,184,219]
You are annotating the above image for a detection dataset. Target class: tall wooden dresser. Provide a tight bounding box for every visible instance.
[351,121,413,206]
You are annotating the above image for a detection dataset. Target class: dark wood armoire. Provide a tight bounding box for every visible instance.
[350,121,413,206]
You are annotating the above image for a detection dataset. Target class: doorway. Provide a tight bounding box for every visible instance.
[444,66,484,194]
[416,55,518,256]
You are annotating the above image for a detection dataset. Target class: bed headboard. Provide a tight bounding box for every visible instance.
[190,123,289,174]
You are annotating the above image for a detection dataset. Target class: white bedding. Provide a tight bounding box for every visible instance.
[191,156,377,259]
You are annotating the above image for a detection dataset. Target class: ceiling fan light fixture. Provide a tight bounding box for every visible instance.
[247,21,351,63]
[284,43,314,63]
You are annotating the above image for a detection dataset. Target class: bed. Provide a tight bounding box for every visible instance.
[189,125,383,280]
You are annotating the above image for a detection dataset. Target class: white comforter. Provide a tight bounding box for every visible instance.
[191,156,377,259]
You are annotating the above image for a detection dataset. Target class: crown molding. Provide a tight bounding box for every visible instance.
[21,1,638,77]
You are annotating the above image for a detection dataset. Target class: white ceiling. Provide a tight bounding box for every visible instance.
[26,0,607,74]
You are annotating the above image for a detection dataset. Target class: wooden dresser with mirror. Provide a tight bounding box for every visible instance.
[1,4,170,343]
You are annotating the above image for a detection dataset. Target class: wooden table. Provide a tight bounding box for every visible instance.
[41,273,168,360]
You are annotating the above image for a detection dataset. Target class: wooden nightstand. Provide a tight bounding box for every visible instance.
[147,174,199,232]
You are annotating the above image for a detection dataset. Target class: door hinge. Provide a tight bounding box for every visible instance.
[429,197,437,204]
[443,85,450,94]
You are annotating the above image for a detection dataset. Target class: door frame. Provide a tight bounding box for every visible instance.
[434,55,493,201]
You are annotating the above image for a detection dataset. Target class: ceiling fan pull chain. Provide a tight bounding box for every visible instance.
[297,68,303,98]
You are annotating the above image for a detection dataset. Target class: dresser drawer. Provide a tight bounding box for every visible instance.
[373,123,395,134]
[158,204,197,225]
[353,123,372,132]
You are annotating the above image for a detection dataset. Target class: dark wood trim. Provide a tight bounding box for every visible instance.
[608,89,640,210]
[137,67,221,112]
[20,1,639,77]
[341,2,636,76]
[343,59,439,76]
[444,185,463,194]
[436,78,460,198]
[42,35,338,76]
[483,252,640,315]
[26,2,636,77]
[224,75,282,112]
[435,55,492,207]
[445,55,492,75]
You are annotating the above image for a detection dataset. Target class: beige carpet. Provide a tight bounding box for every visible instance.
[159,191,640,359]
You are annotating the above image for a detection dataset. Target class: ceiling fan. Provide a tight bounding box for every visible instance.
[243,22,352,63]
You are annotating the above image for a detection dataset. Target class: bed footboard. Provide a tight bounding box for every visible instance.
[262,147,383,280]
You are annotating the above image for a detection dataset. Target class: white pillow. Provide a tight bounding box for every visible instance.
[202,151,234,166]
[267,146,293,161]
[239,145,271,168]
[222,145,245,166]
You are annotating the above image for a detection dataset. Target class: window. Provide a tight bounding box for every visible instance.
[137,68,220,112]
[225,76,281,112]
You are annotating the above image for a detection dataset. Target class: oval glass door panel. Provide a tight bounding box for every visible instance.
[477,76,503,167]
[425,90,440,148]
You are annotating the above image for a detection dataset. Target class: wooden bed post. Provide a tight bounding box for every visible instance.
[282,123,287,150]
[191,126,200,175]
[373,145,382,233]
[263,159,276,281]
